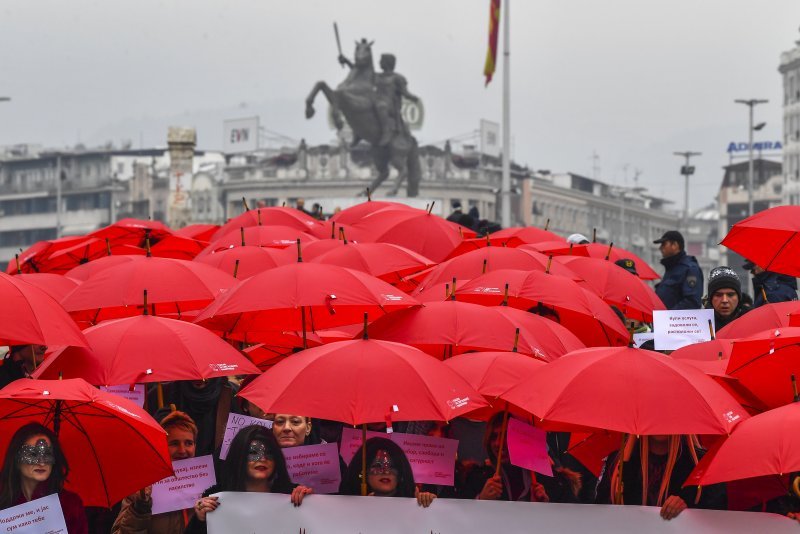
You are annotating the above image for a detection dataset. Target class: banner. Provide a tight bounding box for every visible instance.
[99,384,145,408]
[207,492,797,533]
[653,309,715,351]
[283,443,342,494]
[0,494,67,534]
[151,454,216,515]
[223,117,259,153]
[483,0,501,86]
[480,119,501,157]
[219,413,273,460]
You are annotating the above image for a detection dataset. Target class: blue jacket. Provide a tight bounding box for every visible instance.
[752,271,798,307]
[655,251,704,310]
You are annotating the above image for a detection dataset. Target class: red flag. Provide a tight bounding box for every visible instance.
[484,0,501,86]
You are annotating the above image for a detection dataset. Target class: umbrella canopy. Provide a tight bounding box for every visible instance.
[149,234,208,260]
[367,300,584,361]
[31,315,260,385]
[726,327,800,409]
[456,269,630,347]
[687,402,800,486]
[43,238,145,273]
[203,225,318,255]
[443,351,546,398]
[212,207,322,240]
[61,256,237,323]
[487,227,565,246]
[280,238,347,261]
[523,242,661,280]
[0,378,172,507]
[720,205,800,277]
[670,339,736,361]
[238,339,486,425]
[174,223,219,242]
[194,245,289,279]
[193,262,420,338]
[717,301,800,339]
[88,218,173,246]
[64,254,142,282]
[6,236,92,274]
[555,256,665,322]
[14,273,80,302]
[500,347,749,435]
[0,272,87,348]
[311,242,436,284]
[329,200,415,225]
[243,332,325,370]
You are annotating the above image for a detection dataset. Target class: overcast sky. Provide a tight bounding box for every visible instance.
[1,0,798,211]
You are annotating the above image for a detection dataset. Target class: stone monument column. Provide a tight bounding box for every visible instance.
[167,127,196,228]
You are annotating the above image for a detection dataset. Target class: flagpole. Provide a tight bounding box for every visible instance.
[500,0,511,228]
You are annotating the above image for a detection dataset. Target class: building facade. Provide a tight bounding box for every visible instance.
[779,33,800,204]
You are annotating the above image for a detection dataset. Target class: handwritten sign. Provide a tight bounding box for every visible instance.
[99,384,145,407]
[283,443,342,494]
[151,454,216,515]
[219,413,273,460]
[0,494,67,534]
[632,333,655,348]
[506,418,553,476]
[653,309,715,351]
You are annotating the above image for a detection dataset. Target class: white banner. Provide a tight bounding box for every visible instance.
[151,455,216,515]
[223,117,259,153]
[0,494,67,534]
[653,309,716,351]
[207,492,796,533]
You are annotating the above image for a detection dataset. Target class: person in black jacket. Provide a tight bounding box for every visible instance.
[744,260,798,307]
[0,345,46,389]
[653,231,703,310]
[704,266,749,331]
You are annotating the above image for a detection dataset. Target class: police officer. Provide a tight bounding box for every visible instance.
[705,266,749,331]
[744,260,798,307]
[653,231,703,310]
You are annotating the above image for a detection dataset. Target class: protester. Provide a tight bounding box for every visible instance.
[567,233,591,245]
[744,260,798,307]
[185,425,312,533]
[112,411,198,534]
[595,435,725,519]
[461,413,581,503]
[0,344,46,389]
[0,423,88,533]
[446,201,464,223]
[270,414,314,448]
[295,198,311,216]
[653,231,703,310]
[340,437,437,507]
[614,258,638,276]
[705,266,750,331]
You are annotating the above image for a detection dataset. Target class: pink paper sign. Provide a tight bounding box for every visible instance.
[99,384,145,408]
[339,427,384,465]
[151,454,216,515]
[283,443,342,494]
[506,418,553,476]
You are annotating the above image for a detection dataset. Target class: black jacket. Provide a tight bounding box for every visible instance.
[655,251,703,310]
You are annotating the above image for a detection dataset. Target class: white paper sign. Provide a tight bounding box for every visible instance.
[283,443,342,494]
[208,492,798,534]
[0,494,67,534]
[653,309,715,351]
[632,333,655,348]
[219,413,273,460]
[151,455,216,515]
[99,384,145,407]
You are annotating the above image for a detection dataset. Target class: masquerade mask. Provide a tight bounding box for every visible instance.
[368,449,397,475]
[16,439,55,466]
[247,440,273,463]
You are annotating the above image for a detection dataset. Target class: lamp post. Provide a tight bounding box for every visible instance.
[673,151,701,230]
[0,97,10,102]
[734,99,768,217]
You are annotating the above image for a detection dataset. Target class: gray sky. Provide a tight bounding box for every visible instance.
[1,0,798,211]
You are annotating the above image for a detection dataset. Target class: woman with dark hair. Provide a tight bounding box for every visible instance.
[0,422,87,533]
[340,437,437,507]
[185,425,311,533]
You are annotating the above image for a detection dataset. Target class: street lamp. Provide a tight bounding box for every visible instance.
[673,151,701,230]
[0,97,10,102]
[734,98,768,217]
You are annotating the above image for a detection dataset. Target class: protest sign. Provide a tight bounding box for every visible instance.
[506,417,553,476]
[389,432,459,485]
[282,443,342,494]
[632,332,655,348]
[0,494,67,534]
[151,454,216,515]
[99,384,145,407]
[653,309,715,351]
[339,427,385,465]
[208,492,797,534]
[219,413,273,460]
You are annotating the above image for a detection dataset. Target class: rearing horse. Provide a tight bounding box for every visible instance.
[305,39,420,196]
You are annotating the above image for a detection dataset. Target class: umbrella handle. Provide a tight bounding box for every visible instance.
[361,424,368,496]
[793,476,800,498]
[157,383,164,409]
[494,405,510,477]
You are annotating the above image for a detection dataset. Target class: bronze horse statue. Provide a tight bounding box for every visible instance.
[305,39,421,197]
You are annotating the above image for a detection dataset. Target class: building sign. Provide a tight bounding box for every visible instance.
[223,117,259,153]
[480,119,501,157]
[726,141,782,153]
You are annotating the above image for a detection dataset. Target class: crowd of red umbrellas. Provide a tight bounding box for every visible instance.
[1,201,800,512]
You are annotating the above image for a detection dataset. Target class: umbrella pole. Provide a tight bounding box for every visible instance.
[544,218,550,231]
[494,404,510,477]
[605,242,614,261]
[301,306,308,350]
[792,374,799,403]
[233,259,240,279]
[157,383,164,409]
[14,253,20,274]
[361,424,368,496]
[30,345,37,371]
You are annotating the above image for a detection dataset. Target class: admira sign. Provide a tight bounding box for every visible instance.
[727,141,783,153]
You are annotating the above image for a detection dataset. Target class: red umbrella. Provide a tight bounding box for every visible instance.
[720,205,800,277]
[311,242,436,284]
[555,256,664,322]
[63,254,141,282]
[203,225,318,255]
[149,234,207,260]
[500,347,749,435]
[239,339,486,425]
[6,235,91,274]
[14,273,80,302]
[174,223,219,242]
[280,238,347,261]
[193,262,419,339]
[0,272,87,348]
[347,207,464,263]
[194,245,289,279]
[679,359,768,415]
[488,227,564,246]
[212,207,322,241]
[0,378,173,507]
[88,218,173,246]
[409,247,580,293]
[670,339,735,361]
[726,327,800,409]
[717,301,800,339]
[456,269,630,347]
[367,300,584,361]
[243,332,325,370]
[443,351,546,398]
[43,238,145,272]
[61,256,237,323]
[523,242,661,280]
[31,314,260,385]
[329,200,415,225]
